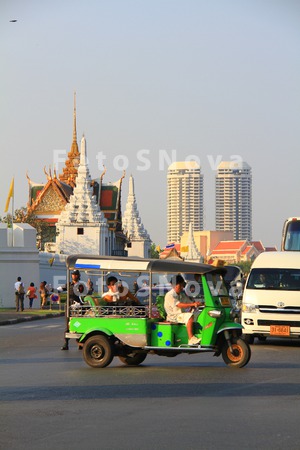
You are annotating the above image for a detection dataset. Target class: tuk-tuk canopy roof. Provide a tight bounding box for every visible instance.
[66,254,225,275]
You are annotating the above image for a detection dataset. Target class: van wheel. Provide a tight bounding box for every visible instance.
[222,337,251,368]
[83,335,114,368]
[119,352,147,366]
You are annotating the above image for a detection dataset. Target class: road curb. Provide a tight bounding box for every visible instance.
[0,312,65,326]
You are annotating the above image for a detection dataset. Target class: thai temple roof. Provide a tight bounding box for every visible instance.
[26,94,124,234]
[122,175,151,241]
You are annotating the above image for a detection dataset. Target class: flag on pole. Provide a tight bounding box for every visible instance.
[165,242,175,249]
[4,178,14,213]
[48,257,55,267]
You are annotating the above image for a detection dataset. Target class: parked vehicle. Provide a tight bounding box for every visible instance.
[242,251,300,344]
[281,217,300,251]
[65,255,251,368]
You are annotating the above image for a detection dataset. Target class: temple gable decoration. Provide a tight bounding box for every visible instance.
[27,169,73,217]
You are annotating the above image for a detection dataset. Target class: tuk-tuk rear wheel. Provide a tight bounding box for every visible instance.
[221,337,251,368]
[118,352,147,366]
[83,335,114,368]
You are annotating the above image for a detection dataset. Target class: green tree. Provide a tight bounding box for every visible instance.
[235,260,253,275]
[150,243,160,259]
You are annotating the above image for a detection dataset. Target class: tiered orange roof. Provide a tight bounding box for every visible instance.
[251,241,265,252]
[27,168,73,218]
[159,243,182,260]
[211,240,248,253]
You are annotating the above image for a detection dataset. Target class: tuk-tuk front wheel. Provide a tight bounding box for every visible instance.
[221,337,251,368]
[83,335,114,368]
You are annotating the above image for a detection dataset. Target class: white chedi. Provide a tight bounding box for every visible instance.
[123,175,150,241]
[184,222,202,262]
[57,135,107,225]
[56,135,109,255]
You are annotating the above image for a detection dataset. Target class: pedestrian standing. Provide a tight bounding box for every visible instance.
[14,276,25,312]
[39,281,49,309]
[26,282,37,309]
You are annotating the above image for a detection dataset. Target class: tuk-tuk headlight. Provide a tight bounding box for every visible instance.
[208,310,223,318]
[242,303,257,313]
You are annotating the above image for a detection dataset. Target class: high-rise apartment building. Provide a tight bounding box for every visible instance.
[215,161,252,240]
[167,161,204,243]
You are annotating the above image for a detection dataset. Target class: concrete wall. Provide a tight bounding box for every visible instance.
[0,224,109,308]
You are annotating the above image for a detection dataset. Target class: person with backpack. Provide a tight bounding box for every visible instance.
[14,276,25,312]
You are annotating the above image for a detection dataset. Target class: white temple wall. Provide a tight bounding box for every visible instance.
[57,226,104,255]
[39,252,68,289]
[0,224,39,308]
[127,240,151,258]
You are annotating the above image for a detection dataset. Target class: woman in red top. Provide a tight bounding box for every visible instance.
[26,282,37,309]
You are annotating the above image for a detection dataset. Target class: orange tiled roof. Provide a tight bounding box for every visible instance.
[211,249,239,255]
[251,241,265,252]
[241,245,252,255]
[159,245,183,260]
[213,240,247,251]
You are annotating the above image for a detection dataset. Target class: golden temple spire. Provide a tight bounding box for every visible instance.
[59,92,80,187]
[73,91,77,144]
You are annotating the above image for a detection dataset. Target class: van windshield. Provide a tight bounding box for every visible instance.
[247,268,300,291]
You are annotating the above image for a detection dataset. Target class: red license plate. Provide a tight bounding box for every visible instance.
[270,325,290,336]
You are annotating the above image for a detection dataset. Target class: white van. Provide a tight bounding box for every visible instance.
[242,252,300,343]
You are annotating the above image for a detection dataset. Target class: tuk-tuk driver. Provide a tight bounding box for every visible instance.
[61,269,83,351]
[164,275,201,345]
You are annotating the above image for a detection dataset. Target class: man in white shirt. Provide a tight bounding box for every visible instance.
[164,275,201,345]
[14,276,24,312]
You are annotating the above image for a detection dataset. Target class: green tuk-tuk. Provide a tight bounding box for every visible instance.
[64,255,250,368]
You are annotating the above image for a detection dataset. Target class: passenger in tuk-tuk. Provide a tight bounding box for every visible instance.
[164,275,202,345]
[102,276,140,305]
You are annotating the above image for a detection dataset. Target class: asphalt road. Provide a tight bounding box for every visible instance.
[1,317,300,450]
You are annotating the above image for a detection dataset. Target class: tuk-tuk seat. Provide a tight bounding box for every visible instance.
[155,295,189,326]
[83,295,104,316]
[155,295,167,320]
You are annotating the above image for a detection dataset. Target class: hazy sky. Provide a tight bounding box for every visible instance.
[1,0,299,249]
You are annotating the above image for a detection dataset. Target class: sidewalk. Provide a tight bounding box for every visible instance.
[0,309,65,326]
